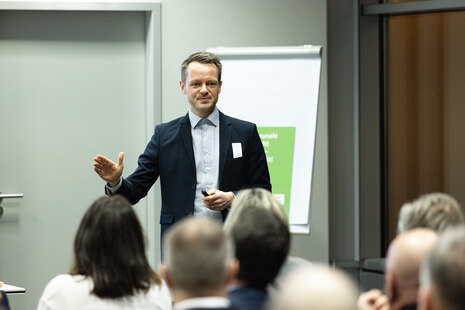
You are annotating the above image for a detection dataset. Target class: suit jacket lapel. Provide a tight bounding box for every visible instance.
[179,113,196,175]
[218,112,232,186]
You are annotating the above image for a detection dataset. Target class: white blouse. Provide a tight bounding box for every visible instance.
[37,274,172,310]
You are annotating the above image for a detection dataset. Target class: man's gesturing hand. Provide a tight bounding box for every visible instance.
[93,152,124,187]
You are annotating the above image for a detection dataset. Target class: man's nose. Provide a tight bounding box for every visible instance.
[200,83,208,93]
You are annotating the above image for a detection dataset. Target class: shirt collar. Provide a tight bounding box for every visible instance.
[174,297,230,310]
[189,108,219,129]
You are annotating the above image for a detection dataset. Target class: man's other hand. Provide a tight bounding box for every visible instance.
[203,189,234,211]
[93,152,124,187]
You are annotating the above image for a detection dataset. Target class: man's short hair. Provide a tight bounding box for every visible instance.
[181,51,222,84]
[397,192,464,233]
[224,205,290,289]
[162,216,234,296]
[420,226,465,310]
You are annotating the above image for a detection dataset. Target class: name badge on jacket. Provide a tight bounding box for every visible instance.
[232,143,242,159]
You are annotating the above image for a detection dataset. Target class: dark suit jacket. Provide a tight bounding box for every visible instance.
[111,111,271,236]
[229,286,268,310]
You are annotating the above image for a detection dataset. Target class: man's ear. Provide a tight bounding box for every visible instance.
[226,258,240,284]
[385,273,397,303]
[417,286,433,310]
[180,81,187,94]
[160,263,173,288]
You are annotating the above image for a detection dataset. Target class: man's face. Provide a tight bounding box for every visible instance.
[180,61,222,118]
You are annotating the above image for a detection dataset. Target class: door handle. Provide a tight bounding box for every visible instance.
[0,193,23,217]
[0,193,24,204]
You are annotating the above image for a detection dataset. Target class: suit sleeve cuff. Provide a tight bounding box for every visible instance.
[106,177,123,195]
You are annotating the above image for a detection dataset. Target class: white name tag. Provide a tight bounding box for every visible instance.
[232,143,242,159]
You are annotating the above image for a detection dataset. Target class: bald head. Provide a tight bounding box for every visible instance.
[385,228,438,309]
[162,217,235,297]
[386,228,438,285]
[271,265,358,310]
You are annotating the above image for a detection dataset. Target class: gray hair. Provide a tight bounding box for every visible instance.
[162,217,234,296]
[397,192,464,234]
[420,226,465,310]
[224,188,288,233]
[181,51,222,84]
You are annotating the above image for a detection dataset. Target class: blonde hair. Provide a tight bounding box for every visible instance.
[224,188,288,233]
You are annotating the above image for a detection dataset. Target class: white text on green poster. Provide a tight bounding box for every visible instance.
[258,127,296,216]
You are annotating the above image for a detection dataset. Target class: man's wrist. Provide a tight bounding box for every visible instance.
[228,191,235,207]
[108,180,119,188]
[107,177,123,192]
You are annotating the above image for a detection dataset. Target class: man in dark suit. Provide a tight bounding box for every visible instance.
[93,52,271,236]
[161,216,238,310]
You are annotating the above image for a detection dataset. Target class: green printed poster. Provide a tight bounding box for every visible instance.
[258,127,296,216]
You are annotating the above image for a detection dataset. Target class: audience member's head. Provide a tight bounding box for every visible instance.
[224,187,288,231]
[224,188,290,289]
[397,192,464,234]
[161,216,237,300]
[70,195,160,298]
[271,264,358,310]
[418,226,465,310]
[384,228,438,310]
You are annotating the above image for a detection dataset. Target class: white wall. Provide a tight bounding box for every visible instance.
[160,0,328,262]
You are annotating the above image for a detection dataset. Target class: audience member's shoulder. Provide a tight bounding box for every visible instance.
[41,274,88,295]
[150,279,172,309]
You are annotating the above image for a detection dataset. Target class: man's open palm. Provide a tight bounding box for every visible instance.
[93,152,124,187]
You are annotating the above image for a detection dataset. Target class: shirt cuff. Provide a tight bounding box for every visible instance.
[106,177,122,194]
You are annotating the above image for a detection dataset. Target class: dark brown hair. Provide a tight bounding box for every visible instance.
[70,195,161,298]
